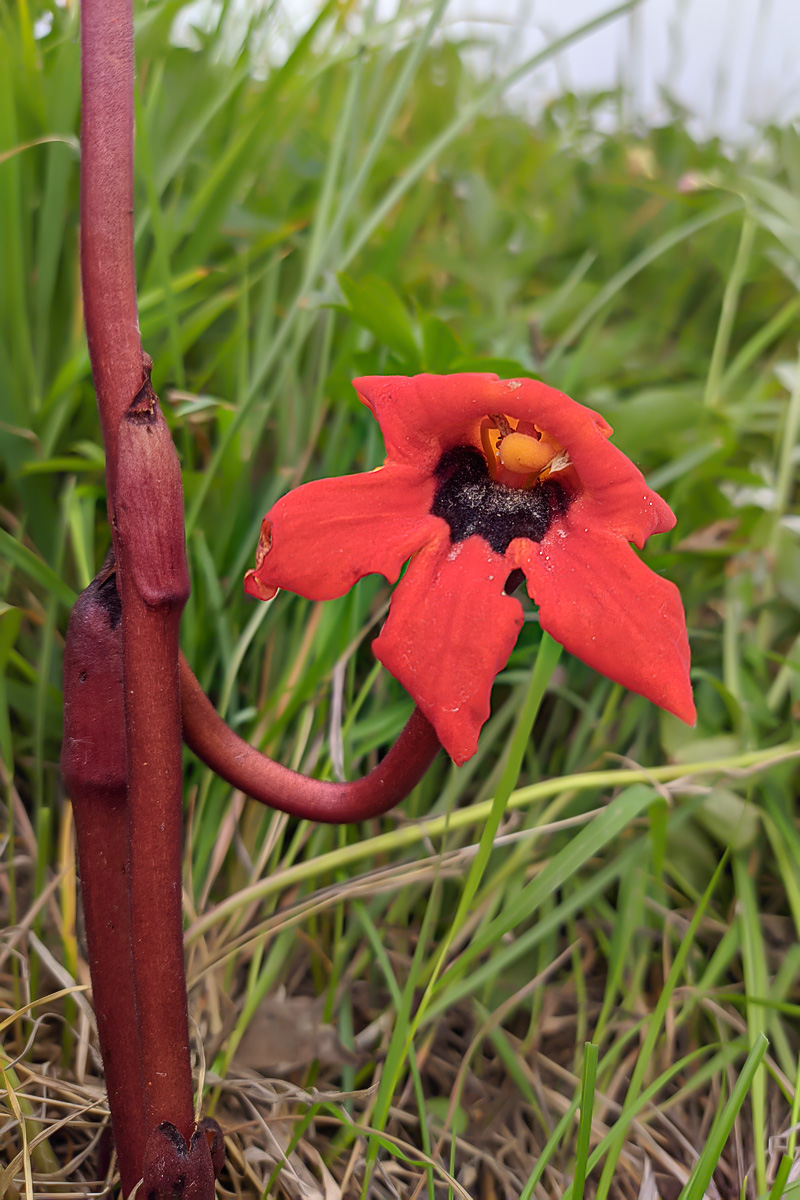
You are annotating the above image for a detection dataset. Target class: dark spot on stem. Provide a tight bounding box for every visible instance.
[156,1120,185,1144]
[128,375,158,420]
[96,572,122,630]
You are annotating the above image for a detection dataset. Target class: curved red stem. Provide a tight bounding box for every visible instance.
[179,653,441,822]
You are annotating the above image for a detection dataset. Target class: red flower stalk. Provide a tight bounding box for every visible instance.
[75,1,223,1192]
[245,373,695,763]
[70,13,444,1193]
[180,652,440,821]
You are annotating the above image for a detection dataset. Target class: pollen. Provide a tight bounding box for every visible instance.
[432,445,571,555]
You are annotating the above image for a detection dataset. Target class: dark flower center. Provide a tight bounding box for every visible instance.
[431,445,571,555]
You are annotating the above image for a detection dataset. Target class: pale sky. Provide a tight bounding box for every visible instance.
[443,0,800,143]
[174,0,800,142]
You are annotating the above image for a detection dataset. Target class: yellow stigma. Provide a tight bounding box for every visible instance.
[497,432,556,476]
[481,415,570,485]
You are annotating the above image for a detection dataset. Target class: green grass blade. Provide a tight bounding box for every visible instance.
[680,1036,769,1200]
[573,1042,599,1200]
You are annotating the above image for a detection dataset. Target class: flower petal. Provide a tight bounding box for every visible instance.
[353,373,501,471]
[373,534,524,764]
[556,459,676,551]
[354,374,674,546]
[509,524,695,724]
[245,463,442,602]
[503,377,674,545]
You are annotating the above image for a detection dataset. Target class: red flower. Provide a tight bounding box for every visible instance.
[245,374,695,764]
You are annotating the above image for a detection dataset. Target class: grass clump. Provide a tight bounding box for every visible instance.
[1,1,800,1196]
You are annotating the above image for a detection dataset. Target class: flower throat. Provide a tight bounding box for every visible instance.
[431,445,571,555]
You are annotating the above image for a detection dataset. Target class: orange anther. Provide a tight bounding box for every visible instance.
[497,432,555,476]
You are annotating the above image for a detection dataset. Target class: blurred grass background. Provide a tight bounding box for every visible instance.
[2,0,800,1196]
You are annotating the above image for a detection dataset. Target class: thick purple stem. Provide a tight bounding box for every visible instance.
[76,0,440,1190]
[115,382,194,1141]
[61,568,146,1198]
[80,0,142,511]
[79,1,217,1191]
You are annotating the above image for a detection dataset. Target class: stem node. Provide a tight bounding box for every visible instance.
[116,400,190,610]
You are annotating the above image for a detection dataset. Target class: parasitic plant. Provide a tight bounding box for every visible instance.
[62,4,692,1196]
[62,2,440,1194]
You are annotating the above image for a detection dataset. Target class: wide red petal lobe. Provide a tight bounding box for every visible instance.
[353,373,501,471]
[498,379,675,544]
[373,534,524,764]
[510,525,695,724]
[245,463,442,602]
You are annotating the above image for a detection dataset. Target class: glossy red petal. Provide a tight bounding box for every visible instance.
[353,373,501,471]
[509,524,695,724]
[373,534,524,764]
[245,463,442,602]
[558,465,675,552]
[502,377,675,545]
[354,374,674,546]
